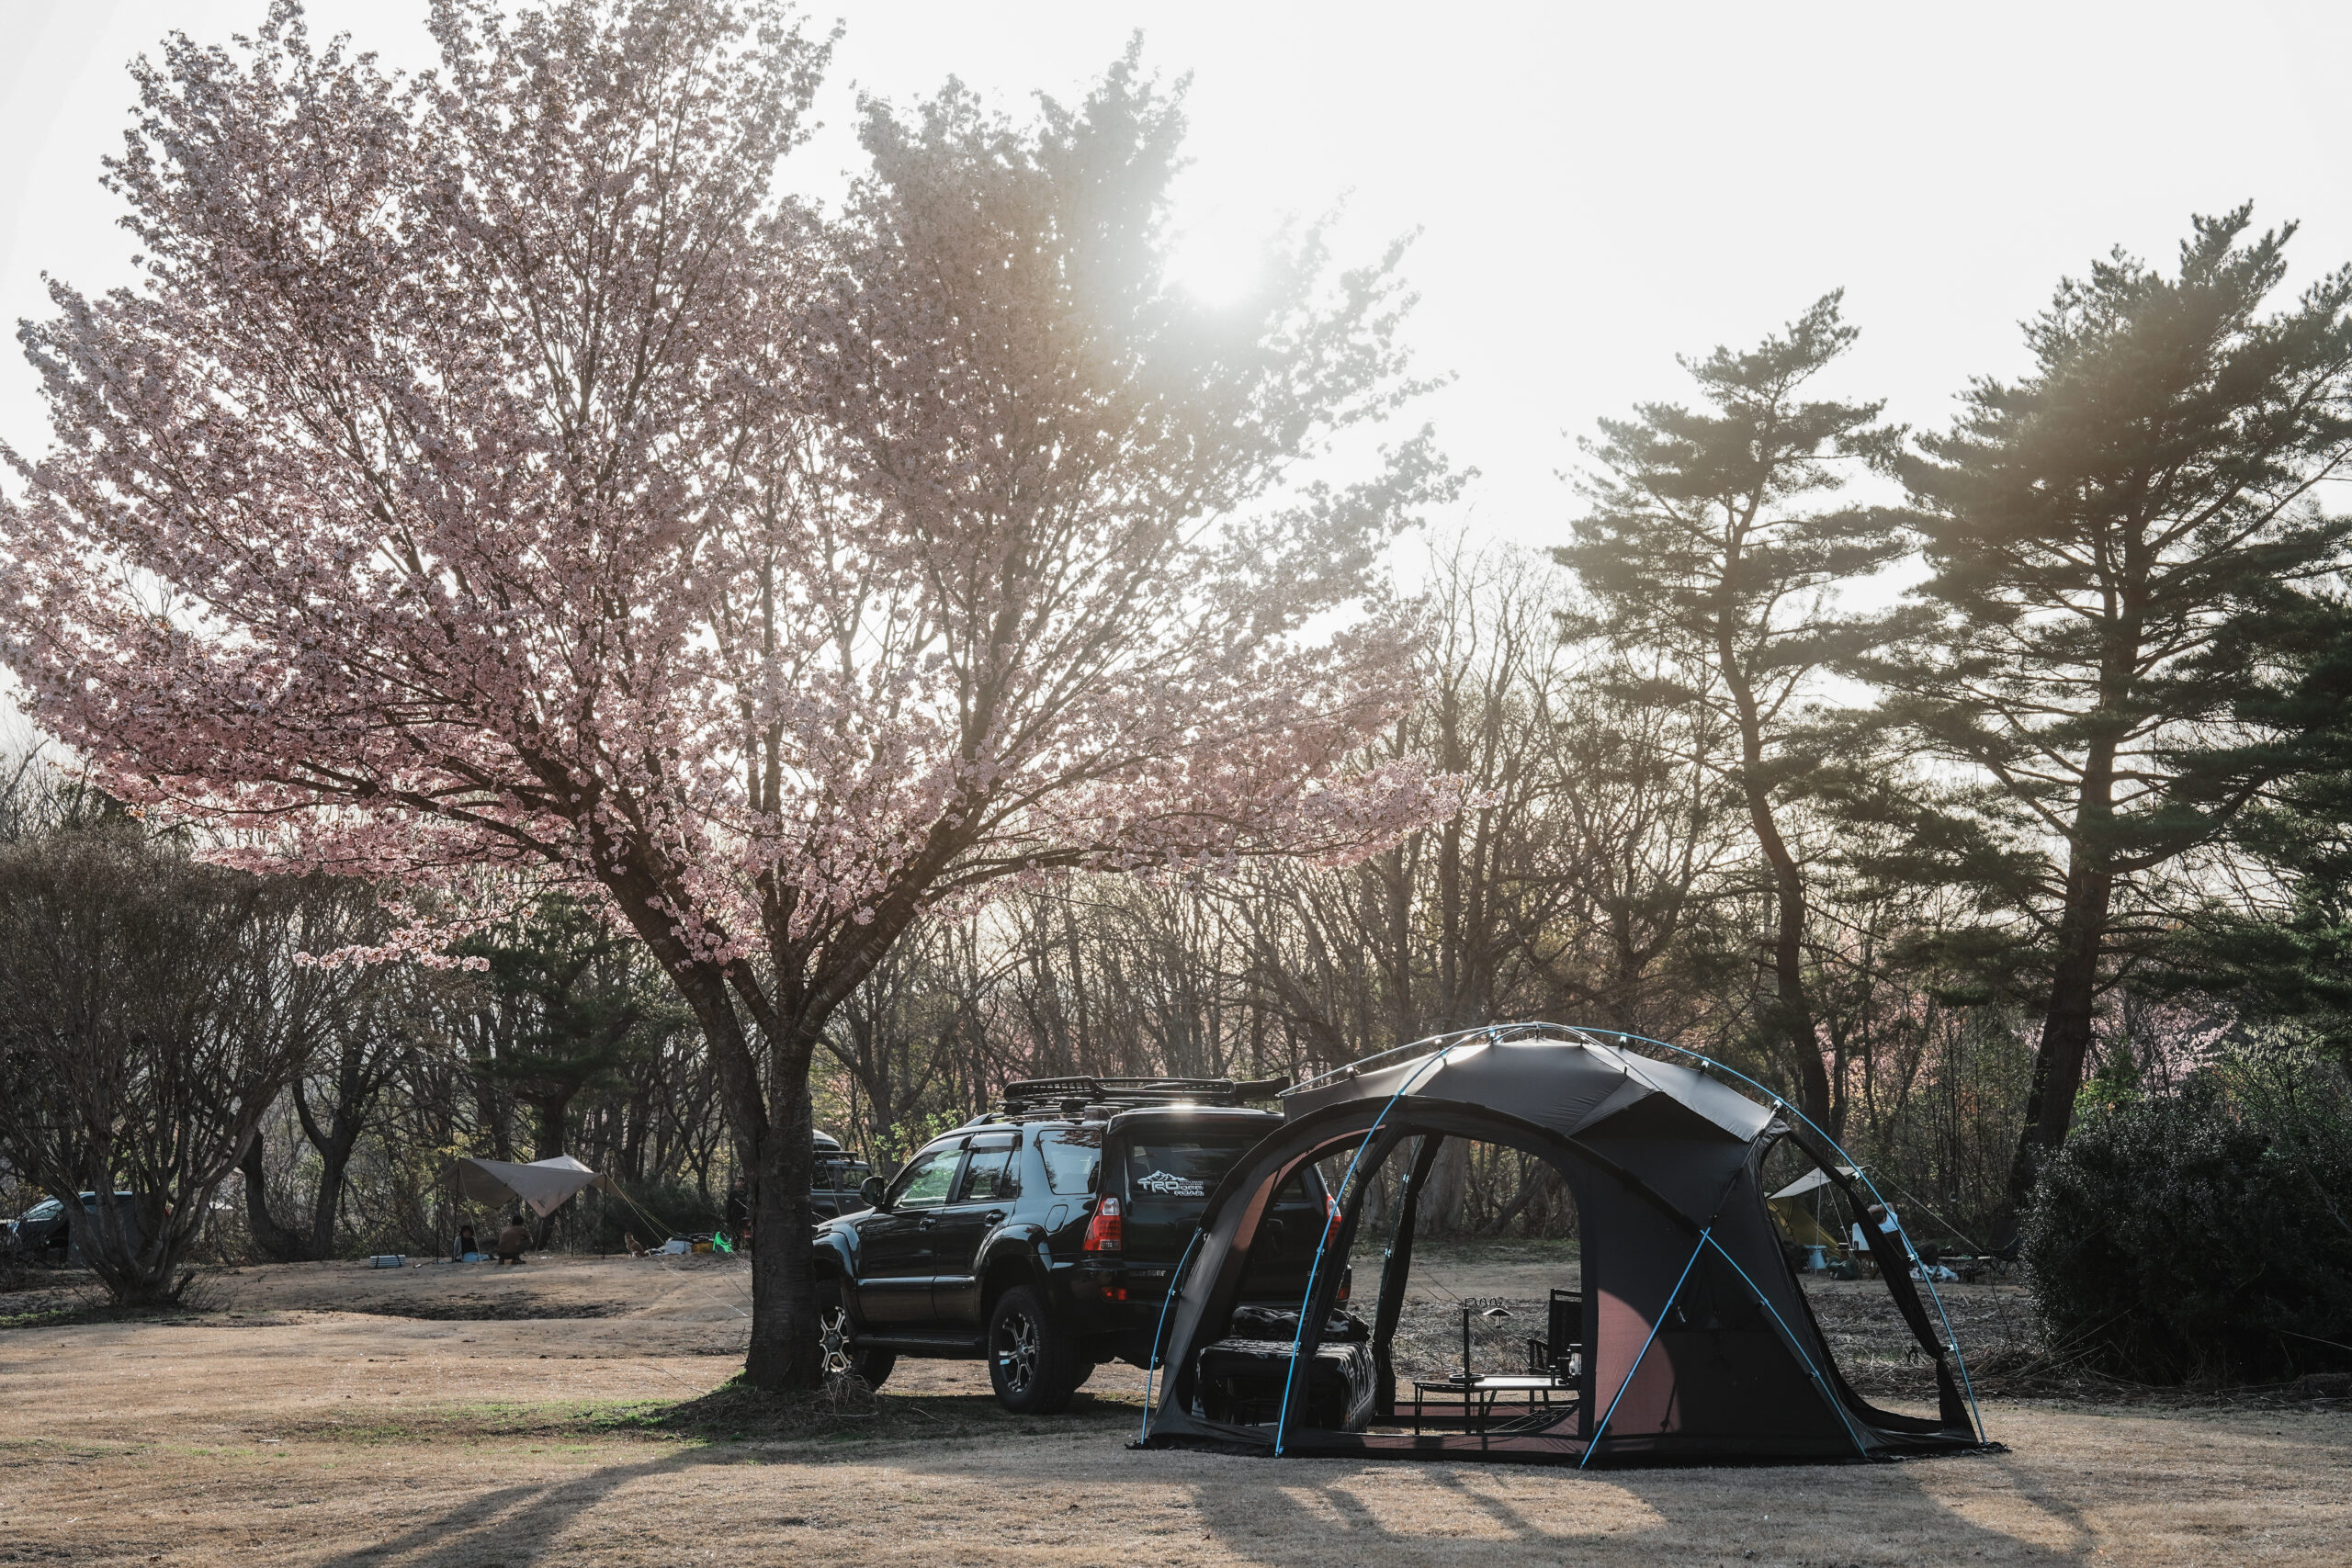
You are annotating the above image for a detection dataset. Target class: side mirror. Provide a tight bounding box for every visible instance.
[858,1175,888,1210]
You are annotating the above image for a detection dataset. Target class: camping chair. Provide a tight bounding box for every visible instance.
[1524,1288,1583,1382]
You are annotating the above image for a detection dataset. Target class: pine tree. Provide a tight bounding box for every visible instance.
[2163,607,2352,1061]
[1886,209,2352,1211]
[1557,293,1904,1133]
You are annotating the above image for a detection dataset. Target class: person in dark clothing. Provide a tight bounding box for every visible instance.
[495,1213,530,1265]
[724,1180,750,1251]
[454,1224,479,1261]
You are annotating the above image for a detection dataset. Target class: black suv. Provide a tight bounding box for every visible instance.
[808,1130,875,1222]
[812,1077,1343,1413]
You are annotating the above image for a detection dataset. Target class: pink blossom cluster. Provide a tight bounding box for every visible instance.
[0,0,1457,1047]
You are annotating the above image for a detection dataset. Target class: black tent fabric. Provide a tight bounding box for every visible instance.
[1138,1024,1989,1466]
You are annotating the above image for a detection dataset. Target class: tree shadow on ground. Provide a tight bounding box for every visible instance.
[301,1403,2089,1568]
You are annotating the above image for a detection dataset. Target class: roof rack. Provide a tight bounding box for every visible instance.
[997,1075,1291,1114]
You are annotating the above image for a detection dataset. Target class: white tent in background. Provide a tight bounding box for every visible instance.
[457,1154,612,1217]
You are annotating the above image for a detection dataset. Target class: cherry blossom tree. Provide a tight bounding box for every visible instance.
[0,0,1454,1386]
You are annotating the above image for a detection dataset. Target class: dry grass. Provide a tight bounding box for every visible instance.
[0,1247,2346,1566]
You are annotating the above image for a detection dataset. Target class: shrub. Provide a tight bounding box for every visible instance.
[2023,1043,2352,1384]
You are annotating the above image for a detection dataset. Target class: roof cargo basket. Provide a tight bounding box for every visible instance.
[998,1076,1291,1113]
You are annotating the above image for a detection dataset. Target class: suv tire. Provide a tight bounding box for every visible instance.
[815,1280,897,1390]
[988,1284,1078,1414]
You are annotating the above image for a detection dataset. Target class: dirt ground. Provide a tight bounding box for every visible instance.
[2,1249,2346,1567]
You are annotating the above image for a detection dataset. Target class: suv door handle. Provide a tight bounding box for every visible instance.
[917,1217,936,1231]
[983,1210,1006,1224]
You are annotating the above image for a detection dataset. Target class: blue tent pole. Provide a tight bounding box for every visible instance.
[1580,1226,1709,1469]
[1702,1233,1871,1457]
[1274,1033,1478,1455]
[1138,1228,1205,1444]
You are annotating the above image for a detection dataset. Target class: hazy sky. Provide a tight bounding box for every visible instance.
[6,0,2352,550]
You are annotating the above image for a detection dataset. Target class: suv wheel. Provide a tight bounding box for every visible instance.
[815,1280,896,1390]
[988,1284,1077,1414]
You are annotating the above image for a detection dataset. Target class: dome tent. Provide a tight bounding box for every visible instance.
[1138,1024,1990,1465]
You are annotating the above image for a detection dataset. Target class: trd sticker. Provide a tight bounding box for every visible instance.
[1136,1170,1205,1197]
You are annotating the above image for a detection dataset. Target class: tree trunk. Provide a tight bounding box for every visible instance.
[2005,862,2115,1213]
[1720,619,1832,1133]
[741,1034,820,1390]
[1417,1135,1471,1236]
[290,1074,373,1261]
[303,1128,359,1260]
[239,1124,316,1263]
[2004,726,2123,1224]
[1738,744,1833,1132]
[533,1091,574,1160]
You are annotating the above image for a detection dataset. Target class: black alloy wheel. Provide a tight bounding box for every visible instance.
[987,1284,1077,1414]
[814,1280,896,1389]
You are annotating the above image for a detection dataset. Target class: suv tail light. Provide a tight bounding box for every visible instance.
[1324,1193,1343,1247]
[1083,1196,1123,1253]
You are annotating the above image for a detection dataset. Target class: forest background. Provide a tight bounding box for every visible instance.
[0,4,2346,1389]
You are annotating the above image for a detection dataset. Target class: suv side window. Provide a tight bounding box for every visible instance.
[1037,1129,1100,1195]
[888,1145,961,1210]
[956,1136,1020,1203]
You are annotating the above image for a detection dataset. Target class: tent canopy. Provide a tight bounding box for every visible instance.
[1769,1165,1856,1202]
[1139,1024,1987,1467]
[457,1154,611,1217]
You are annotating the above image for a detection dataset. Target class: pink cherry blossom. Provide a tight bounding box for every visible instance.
[0,0,1455,1386]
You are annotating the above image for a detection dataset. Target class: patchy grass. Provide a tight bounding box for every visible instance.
[0,1298,212,1331]
[4,1253,2347,1567]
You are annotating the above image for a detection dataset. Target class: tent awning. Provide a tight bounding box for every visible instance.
[1768,1165,1856,1202]
[457,1155,612,1217]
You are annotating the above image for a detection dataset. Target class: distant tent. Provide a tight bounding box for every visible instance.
[456,1154,612,1217]
[1769,1166,1856,1255]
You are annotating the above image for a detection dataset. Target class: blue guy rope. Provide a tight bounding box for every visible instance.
[1580,1227,1709,1468]
[1272,1031,1482,1455]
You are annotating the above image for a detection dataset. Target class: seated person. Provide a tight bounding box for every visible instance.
[495,1214,530,1265]
[453,1224,479,1261]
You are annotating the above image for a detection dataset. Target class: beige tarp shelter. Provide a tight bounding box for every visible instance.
[457,1154,613,1217]
[1770,1166,1855,1254]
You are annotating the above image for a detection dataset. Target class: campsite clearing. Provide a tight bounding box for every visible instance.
[1,1253,2346,1566]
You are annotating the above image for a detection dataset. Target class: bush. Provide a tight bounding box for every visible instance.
[2023,1043,2352,1385]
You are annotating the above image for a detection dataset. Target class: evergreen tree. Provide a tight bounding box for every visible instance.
[1557,293,1904,1132]
[457,895,673,1160]
[2163,608,2352,1061]
[1886,209,2352,1211]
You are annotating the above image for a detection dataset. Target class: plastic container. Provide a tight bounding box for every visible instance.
[368,1254,406,1269]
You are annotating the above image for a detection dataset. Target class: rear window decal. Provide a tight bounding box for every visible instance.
[1136,1170,1206,1197]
